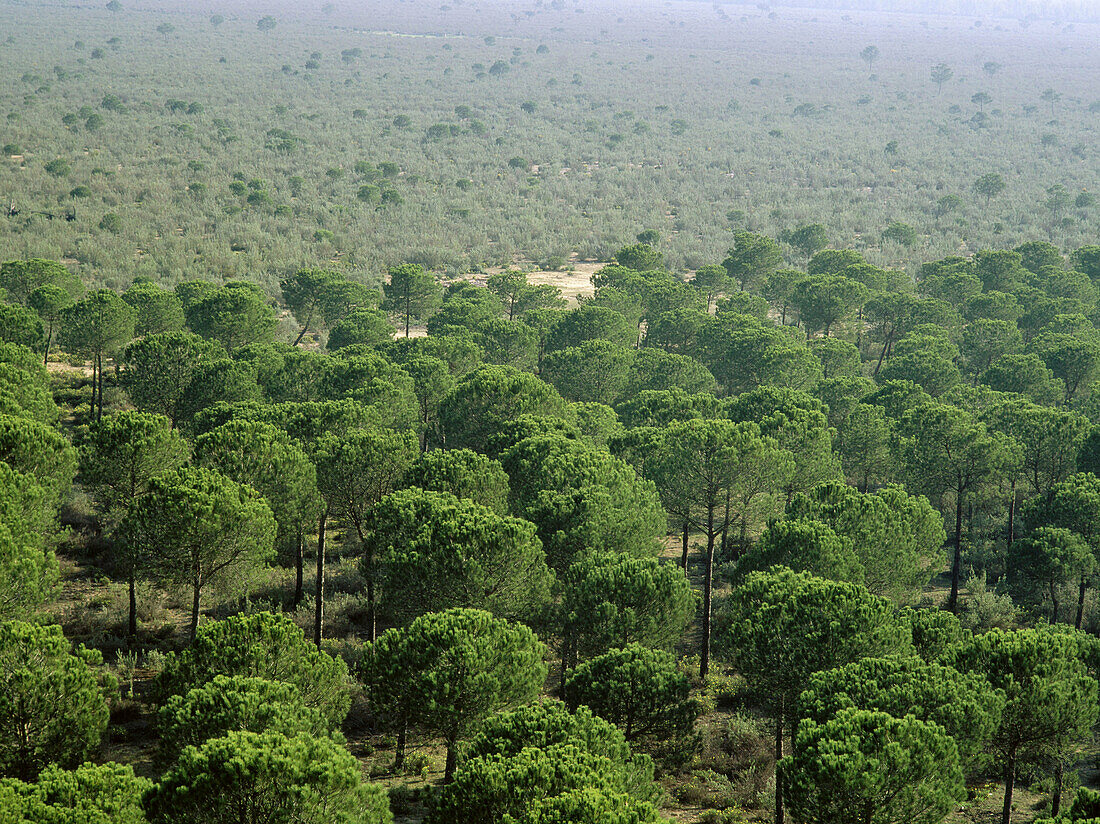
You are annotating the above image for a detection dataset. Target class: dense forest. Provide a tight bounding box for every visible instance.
[5,1,1100,824]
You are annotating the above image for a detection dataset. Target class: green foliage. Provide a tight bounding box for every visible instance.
[120,332,224,425]
[382,263,442,336]
[1006,527,1093,624]
[0,463,59,620]
[80,411,188,525]
[981,353,1062,405]
[792,274,868,335]
[27,284,73,363]
[315,427,418,543]
[546,304,637,352]
[58,288,135,418]
[0,304,44,349]
[699,318,823,396]
[0,414,77,509]
[724,387,841,499]
[944,627,1099,812]
[736,518,863,584]
[883,220,918,247]
[0,621,116,780]
[974,172,1006,203]
[470,701,634,764]
[327,308,393,350]
[321,349,417,430]
[0,260,82,306]
[487,271,565,320]
[184,283,276,353]
[173,358,261,429]
[361,608,547,778]
[780,224,829,258]
[835,402,893,490]
[0,344,58,422]
[439,365,571,453]
[561,552,694,663]
[798,656,1003,773]
[782,482,946,601]
[194,419,321,549]
[623,348,716,399]
[721,232,782,292]
[0,762,150,824]
[156,674,332,765]
[405,448,509,513]
[147,731,391,824]
[893,401,1019,609]
[59,289,134,361]
[652,416,790,540]
[369,488,554,623]
[155,612,351,726]
[565,644,698,754]
[506,787,669,824]
[724,567,911,723]
[691,265,731,310]
[543,340,635,405]
[904,608,969,662]
[985,399,1088,498]
[879,347,961,397]
[430,743,652,824]
[1026,472,1100,547]
[120,466,275,637]
[281,268,378,345]
[614,244,663,272]
[122,281,185,336]
[1015,240,1064,275]
[401,355,456,449]
[1068,787,1100,820]
[782,708,965,824]
[502,434,665,571]
[808,336,860,379]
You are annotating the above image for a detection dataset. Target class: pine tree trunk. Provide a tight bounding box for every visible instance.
[394,724,407,771]
[445,739,458,782]
[1053,760,1065,818]
[90,353,98,421]
[1002,748,1016,824]
[189,572,201,641]
[293,308,313,346]
[1076,576,1086,630]
[361,524,376,643]
[559,632,571,695]
[314,511,327,645]
[775,708,785,824]
[680,519,690,569]
[128,574,137,639]
[1006,480,1017,550]
[96,353,105,421]
[719,490,731,561]
[948,487,964,613]
[700,506,716,679]
[293,532,304,608]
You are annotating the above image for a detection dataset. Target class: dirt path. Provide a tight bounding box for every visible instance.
[524,261,599,306]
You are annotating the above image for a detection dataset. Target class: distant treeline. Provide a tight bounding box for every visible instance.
[752,0,1099,23]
